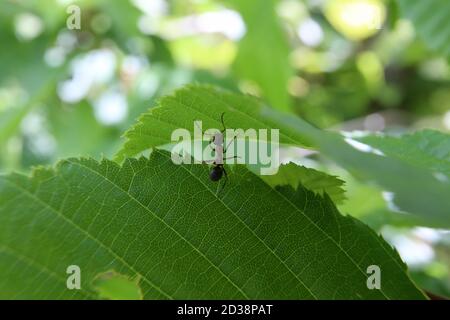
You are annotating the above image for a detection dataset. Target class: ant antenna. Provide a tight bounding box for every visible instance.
[220,112,226,133]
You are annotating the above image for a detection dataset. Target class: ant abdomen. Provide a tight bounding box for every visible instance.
[209,166,224,182]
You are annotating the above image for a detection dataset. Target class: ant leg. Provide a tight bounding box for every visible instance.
[220,112,226,133]
[218,167,228,195]
[224,135,237,153]
[222,155,241,165]
[223,156,240,160]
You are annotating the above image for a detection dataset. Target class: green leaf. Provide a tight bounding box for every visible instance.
[0,38,60,146]
[358,130,450,178]
[337,173,423,230]
[47,102,121,160]
[229,0,292,111]
[117,85,450,228]
[98,0,142,43]
[263,108,450,229]
[0,150,424,299]
[116,84,314,162]
[397,0,450,56]
[260,163,347,204]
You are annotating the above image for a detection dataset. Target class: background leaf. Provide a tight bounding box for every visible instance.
[229,0,292,111]
[358,130,450,178]
[397,0,450,56]
[260,163,347,204]
[0,150,425,299]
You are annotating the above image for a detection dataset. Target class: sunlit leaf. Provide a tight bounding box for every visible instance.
[324,0,386,41]
[260,163,347,204]
[117,85,450,228]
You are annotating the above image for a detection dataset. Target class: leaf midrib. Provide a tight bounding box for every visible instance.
[65,159,250,300]
[2,155,409,300]
[156,153,319,299]
[157,151,394,299]
[67,156,322,299]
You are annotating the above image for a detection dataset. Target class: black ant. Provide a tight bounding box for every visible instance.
[196,112,238,192]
